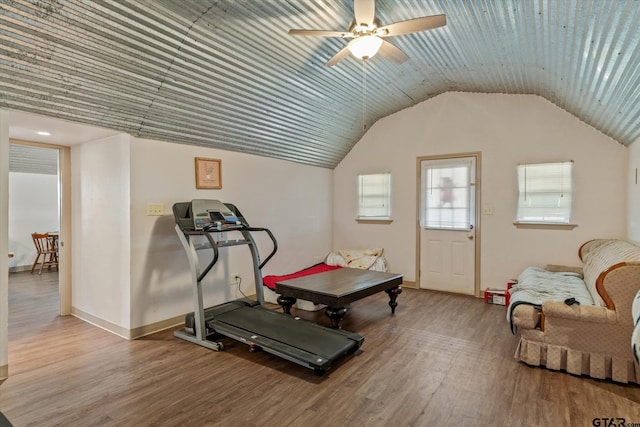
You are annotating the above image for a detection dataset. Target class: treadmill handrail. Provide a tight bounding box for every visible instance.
[244,227,278,269]
[183,226,276,282]
[198,232,219,283]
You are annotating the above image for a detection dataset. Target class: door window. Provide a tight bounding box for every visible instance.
[421,159,474,230]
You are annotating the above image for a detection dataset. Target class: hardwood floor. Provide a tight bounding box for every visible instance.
[2,271,640,426]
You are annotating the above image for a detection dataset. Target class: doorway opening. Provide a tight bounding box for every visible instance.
[8,140,71,315]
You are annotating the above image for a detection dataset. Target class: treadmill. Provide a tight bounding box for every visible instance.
[172,200,363,375]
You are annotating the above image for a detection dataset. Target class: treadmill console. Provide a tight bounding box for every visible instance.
[191,199,242,231]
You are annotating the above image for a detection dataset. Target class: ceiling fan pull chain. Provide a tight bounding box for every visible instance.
[362,59,367,131]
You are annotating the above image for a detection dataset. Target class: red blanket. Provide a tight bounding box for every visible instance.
[262,263,342,290]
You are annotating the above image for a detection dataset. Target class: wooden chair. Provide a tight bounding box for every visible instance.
[30,233,59,274]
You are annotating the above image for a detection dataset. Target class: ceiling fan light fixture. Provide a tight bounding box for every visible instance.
[347,35,382,60]
[288,1,446,67]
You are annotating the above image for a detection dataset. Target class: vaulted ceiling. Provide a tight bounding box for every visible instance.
[2,0,640,168]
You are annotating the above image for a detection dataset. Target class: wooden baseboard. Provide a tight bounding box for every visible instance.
[71,307,184,340]
[402,280,418,289]
[71,307,131,339]
[0,364,7,380]
[130,316,184,340]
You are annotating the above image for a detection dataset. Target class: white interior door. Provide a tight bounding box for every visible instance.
[419,157,476,295]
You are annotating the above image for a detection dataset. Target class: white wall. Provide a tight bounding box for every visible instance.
[8,172,59,268]
[71,134,132,329]
[1,110,10,378]
[128,137,333,329]
[333,93,628,290]
[69,133,332,334]
[628,138,640,242]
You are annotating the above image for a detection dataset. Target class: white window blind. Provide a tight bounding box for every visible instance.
[516,161,573,224]
[358,173,391,219]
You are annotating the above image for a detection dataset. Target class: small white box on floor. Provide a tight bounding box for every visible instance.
[295,299,325,312]
[263,287,324,311]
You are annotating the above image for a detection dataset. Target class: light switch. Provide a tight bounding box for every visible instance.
[483,206,494,215]
[146,203,164,216]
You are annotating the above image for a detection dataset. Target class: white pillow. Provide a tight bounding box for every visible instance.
[325,252,347,267]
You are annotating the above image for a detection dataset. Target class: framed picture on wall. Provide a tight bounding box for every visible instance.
[195,157,222,189]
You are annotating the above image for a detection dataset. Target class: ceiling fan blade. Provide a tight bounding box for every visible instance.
[379,14,446,37]
[354,0,376,26]
[288,29,350,38]
[325,46,352,67]
[377,39,409,64]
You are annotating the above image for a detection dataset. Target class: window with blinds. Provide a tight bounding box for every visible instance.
[516,161,573,224]
[357,173,391,219]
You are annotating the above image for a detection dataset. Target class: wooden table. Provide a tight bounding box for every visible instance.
[276,268,403,329]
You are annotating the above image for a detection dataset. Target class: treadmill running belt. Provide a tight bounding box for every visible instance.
[208,303,360,360]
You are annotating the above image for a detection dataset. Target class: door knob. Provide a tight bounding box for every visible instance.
[467,234,474,240]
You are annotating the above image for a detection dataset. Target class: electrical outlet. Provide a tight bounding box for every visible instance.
[230,273,240,285]
[146,203,164,216]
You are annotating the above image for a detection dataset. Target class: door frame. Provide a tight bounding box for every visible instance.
[415,152,482,297]
[10,138,71,315]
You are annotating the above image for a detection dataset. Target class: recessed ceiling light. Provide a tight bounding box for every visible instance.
[36,131,51,136]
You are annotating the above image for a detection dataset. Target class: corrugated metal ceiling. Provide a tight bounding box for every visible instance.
[2,0,640,168]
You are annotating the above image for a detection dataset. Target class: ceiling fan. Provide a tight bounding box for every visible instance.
[288,0,446,66]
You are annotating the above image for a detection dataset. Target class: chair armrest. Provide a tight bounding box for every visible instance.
[542,301,618,324]
[511,305,541,330]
